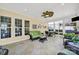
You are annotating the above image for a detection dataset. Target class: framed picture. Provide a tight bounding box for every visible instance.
[32,24,37,29]
[38,24,41,28]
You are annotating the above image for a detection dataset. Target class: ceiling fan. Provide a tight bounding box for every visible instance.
[41,11,54,18]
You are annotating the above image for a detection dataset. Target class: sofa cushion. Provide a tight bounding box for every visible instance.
[30,31,41,38]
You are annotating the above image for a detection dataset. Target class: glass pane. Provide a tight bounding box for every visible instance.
[25,27,29,35]
[7,24,11,27]
[0,18,1,27]
[25,21,29,27]
[1,28,11,39]
[9,18,11,23]
[15,19,22,36]
[0,27,1,38]
[15,27,22,36]
[55,20,63,30]
[0,16,11,39]
[1,16,11,23]
[48,22,54,31]
[15,19,22,27]
[1,16,11,27]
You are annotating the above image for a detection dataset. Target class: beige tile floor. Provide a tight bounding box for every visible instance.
[5,35,64,55]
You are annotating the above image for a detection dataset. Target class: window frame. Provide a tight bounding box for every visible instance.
[24,20,30,35]
[15,18,22,36]
[0,16,11,39]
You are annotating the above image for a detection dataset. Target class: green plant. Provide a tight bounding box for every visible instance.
[72,36,79,43]
[64,33,76,38]
[64,33,79,43]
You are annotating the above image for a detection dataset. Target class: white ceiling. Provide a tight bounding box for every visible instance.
[0,3,78,21]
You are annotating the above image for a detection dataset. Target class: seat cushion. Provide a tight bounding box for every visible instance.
[58,49,76,55]
[30,31,41,38]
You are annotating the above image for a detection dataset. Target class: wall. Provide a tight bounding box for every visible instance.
[30,19,48,33]
[0,8,48,46]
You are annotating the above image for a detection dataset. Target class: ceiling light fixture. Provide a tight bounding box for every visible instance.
[41,11,54,18]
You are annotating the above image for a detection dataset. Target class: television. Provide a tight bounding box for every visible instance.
[72,16,79,22]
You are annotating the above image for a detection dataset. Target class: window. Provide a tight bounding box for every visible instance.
[48,22,54,31]
[48,20,63,35]
[55,20,63,30]
[15,19,22,36]
[0,16,11,39]
[24,21,29,35]
[65,26,74,30]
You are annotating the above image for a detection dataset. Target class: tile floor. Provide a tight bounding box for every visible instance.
[4,35,64,55]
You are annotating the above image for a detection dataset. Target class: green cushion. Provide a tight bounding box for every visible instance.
[72,36,79,43]
[30,31,41,38]
[64,33,76,38]
[64,33,79,42]
[64,33,75,37]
